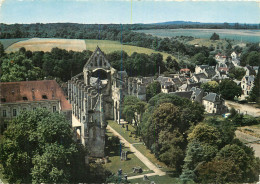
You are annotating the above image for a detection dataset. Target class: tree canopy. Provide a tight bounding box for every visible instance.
[0,109,88,183]
[219,79,242,100]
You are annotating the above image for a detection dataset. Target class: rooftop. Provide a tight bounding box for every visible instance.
[0,80,71,111]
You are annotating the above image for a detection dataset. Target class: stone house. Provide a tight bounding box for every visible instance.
[241,75,255,96]
[202,92,227,114]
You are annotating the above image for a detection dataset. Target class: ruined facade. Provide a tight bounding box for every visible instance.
[68,47,129,157]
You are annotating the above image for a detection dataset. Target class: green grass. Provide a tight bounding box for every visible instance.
[84,39,176,61]
[0,38,29,49]
[133,144,168,170]
[104,129,152,177]
[108,120,140,144]
[129,174,195,184]
[108,120,172,172]
[187,38,229,49]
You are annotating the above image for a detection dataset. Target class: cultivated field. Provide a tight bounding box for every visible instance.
[5,38,86,53]
[136,29,260,43]
[84,39,175,61]
[4,38,176,61]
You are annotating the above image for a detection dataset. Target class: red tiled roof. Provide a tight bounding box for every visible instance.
[0,80,71,111]
[180,68,190,72]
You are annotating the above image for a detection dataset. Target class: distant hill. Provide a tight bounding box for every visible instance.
[151,21,259,27]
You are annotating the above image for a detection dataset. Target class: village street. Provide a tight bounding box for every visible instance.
[225,100,260,117]
[107,125,166,180]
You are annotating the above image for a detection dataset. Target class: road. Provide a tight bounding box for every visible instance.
[236,130,260,158]
[225,100,260,117]
[107,125,166,180]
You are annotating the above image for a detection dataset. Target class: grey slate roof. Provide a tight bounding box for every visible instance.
[202,92,220,102]
[194,73,207,81]
[170,91,193,99]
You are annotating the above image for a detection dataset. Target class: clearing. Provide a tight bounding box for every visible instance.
[5,38,86,53]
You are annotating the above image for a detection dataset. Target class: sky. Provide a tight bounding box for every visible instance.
[0,0,259,24]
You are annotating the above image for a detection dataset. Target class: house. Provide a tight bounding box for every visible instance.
[0,80,72,130]
[231,51,237,59]
[202,92,227,114]
[190,73,209,83]
[190,87,204,103]
[195,65,209,74]
[241,75,255,96]
[157,76,175,93]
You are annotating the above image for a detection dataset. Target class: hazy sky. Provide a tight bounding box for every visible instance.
[0,0,259,24]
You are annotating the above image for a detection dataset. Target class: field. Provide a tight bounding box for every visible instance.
[0,38,29,49]
[135,29,260,43]
[4,38,176,61]
[84,39,175,61]
[5,38,86,53]
[187,38,229,48]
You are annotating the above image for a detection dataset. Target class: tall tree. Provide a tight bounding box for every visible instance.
[249,68,260,102]
[219,79,242,100]
[0,109,88,183]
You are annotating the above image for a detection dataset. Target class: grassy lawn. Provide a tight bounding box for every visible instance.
[85,39,176,61]
[108,120,140,144]
[104,129,152,177]
[108,120,172,172]
[129,175,195,184]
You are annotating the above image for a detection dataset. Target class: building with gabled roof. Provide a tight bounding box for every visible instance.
[202,92,227,114]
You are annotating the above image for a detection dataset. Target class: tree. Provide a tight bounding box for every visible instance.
[0,109,88,183]
[191,53,206,65]
[188,123,221,146]
[246,51,260,66]
[229,67,246,80]
[0,52,43,82]
[0,42,5,58]
[219,79,242,100]
[197,158,241,183]
[249,68,260,102]
[210,33,220,40]
[146,81,161,101]
[201,81,219,93]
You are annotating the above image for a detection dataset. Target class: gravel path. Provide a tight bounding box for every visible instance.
[107,125,166,180]
[225,101,260,117]
[236,130,260,158]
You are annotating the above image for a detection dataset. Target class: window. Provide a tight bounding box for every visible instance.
[23,97,28,101]
[33,107,36,111]
[3,110,6,117]
[13,109,17,116]
[42,95,48,99]
[53,106,56,112]
[1,98,6,102]
[43,107,46,109]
